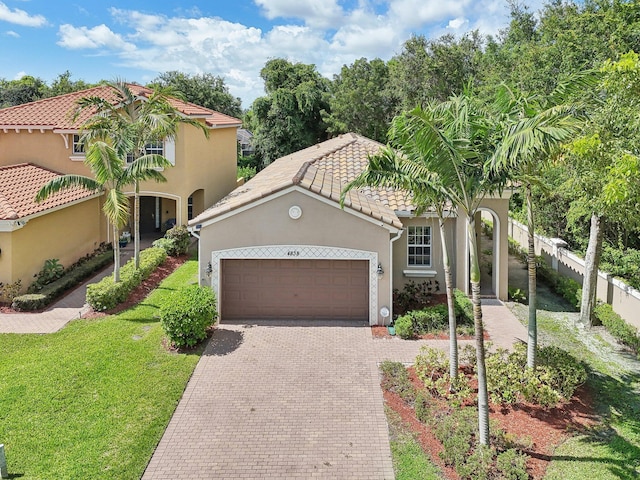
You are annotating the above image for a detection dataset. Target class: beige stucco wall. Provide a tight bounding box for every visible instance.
[197,189,395,324]
[392,216,457,297]
[0,197,105,293]
[1,122,239,230]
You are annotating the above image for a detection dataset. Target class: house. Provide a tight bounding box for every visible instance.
[189,133,510,325]
[0,84,241,293]
[237,128,255,157]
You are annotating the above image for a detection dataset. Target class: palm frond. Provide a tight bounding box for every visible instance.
[35,175,101,203]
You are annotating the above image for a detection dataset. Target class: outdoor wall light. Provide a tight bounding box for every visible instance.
[205,261,213,278]
[376,263,384,279]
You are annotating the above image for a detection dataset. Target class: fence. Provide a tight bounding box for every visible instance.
[508,218,640,330]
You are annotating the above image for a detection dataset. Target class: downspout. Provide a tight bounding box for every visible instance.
[389,228,404,322]
[188,224,203,285]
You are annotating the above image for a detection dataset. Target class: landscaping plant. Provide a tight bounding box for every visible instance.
[160,284,218,348]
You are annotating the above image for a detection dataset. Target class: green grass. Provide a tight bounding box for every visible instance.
[385,405,442,479]
[508,304,640,479]
[0,260,201,480]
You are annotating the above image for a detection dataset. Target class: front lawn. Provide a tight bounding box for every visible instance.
[0,260,201,479]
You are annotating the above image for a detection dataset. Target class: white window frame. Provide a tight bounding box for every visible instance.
[407,225,432,267]
[127,141,165,164]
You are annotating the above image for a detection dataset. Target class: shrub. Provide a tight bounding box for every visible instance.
[86,247,166,311]
[153,225,191,257]
[594,303,640,356]
[12,248,113,311]
[484,343,586,407]
[379,361,416,403]
[508,287,527,303]
[160,285,217,348]
[29,258,64,292]
[393,280,440,315]
[394,315,414,339]
[0,280,22,303]
[454,289,474,326]
[412,304,448,333]
[496,448,529,480]
[237,165,256,181]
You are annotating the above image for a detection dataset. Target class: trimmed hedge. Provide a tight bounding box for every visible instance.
[86,247,167,311]
[160,284,217,348]
[595,303,640,357]
[12,249,114,311]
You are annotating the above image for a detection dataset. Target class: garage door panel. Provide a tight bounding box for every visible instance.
[221,259,369,321]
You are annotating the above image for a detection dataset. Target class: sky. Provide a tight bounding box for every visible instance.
[0,0,546,108]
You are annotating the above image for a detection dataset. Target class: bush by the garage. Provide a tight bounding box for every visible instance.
[152,225,191,257]
[160,284,218,348]
[86,247,166,311]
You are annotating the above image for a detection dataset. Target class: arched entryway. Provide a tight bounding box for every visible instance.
[131,195,179,234]
[188,189,205,221]
[477,209,501,298]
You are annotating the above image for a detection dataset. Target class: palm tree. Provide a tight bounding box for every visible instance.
[35,141,166,281]
[342,139,461,382]
[74,81,209,269]
[345,93,506,445]
[489,75,591,368]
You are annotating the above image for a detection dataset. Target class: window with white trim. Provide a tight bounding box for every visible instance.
[72,134,85,155]
[127,142,164,163]
[407,226,431,266]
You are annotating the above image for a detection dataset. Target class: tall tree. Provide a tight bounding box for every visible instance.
[48,71,93,97]
[0,75,48,107]
[249,59,330,165]
[74,81,208,269]
[324,58,397,143]
[489,74,590,367]
[564,52,640,326]
[150,71,242,117]
[341,141,461,382]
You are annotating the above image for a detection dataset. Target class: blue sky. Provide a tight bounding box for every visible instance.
[0,0,546,107]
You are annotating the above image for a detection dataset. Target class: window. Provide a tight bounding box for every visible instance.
[72,134,85,154]
[187,195,193,220]
[407,226,431,266]
[127,142,164,163]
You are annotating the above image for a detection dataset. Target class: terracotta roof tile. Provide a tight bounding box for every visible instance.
[0,163,97,220]
[190,133,417,230]
[0,84,241,130]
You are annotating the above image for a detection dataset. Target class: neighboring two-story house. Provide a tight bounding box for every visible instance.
[0,84,241,293]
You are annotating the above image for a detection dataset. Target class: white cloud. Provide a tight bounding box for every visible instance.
[0,1,46,27]
[447,17,468,30]
[5,29,19,37]
[388,0,470,29]
[254,0,344,28]
[13,70,26,80]
[57,24,136,51]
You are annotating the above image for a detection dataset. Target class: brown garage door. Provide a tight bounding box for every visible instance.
[221,259,369,321]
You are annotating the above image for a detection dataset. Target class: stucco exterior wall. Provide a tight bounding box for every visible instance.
[0,197,105,292]
[197,189,395,324]
[392,216,457,298]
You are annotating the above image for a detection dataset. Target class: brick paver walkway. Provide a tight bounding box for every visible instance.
[143,302,526,480]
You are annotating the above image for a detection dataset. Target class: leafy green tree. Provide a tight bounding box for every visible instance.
[74,81,208,269]
[489,74,591,368]
[250,59,330,165]
[48,71,93,97]
[150,71,242,117]
[323,58,397,143]
[389,32,485,110]
[564,52,640,326]
[0,75,48,107]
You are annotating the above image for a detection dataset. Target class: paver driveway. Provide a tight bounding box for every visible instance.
[142,320,396,480]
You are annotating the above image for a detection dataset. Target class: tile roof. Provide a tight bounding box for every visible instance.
[0,84,242,130]
[190,133,418,230]
[0,163,97,220]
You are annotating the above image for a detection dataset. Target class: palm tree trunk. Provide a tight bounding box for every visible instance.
[134,181,140,270]
[439,215,458,381]
[579,213,603,327]
[526,183,537,369]
[468,214,489,445]
[112,223,121,282]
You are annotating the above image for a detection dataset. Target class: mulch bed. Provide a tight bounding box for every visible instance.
[384,366,599,479]
[371,325,483,340]
[0,255,187,316]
